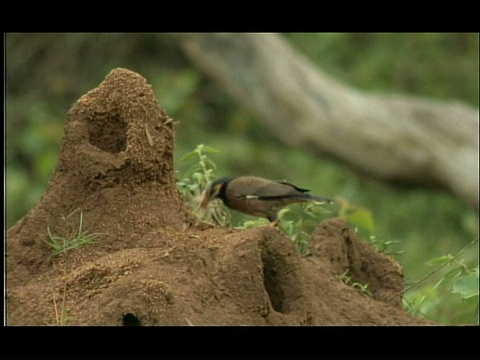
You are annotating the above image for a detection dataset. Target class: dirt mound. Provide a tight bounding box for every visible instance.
[6,68,434,325]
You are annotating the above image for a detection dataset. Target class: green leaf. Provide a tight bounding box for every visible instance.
[187,184,199,192]
[344,207,375,235]
[278,208,291,218]
[426,255,454,268]
[192,172,205,183]
[432,267,463,290]
[204,157,218,170]
[201,145,219,154]
[181,151,198,162]
[452,272,479,299]
[279,220,294,236]
[241,219,269,229]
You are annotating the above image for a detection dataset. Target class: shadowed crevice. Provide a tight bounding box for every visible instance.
[261,249,286,314]
[123,312,141,326]
[87,113,127,154]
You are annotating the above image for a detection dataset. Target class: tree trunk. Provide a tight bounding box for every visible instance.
[175,33,479,209]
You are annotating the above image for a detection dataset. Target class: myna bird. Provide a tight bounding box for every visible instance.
[200,176,332,225]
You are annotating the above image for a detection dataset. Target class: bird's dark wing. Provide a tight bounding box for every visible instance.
[274,180,310,193]
[253,182,310,199]
[230,176,309,199]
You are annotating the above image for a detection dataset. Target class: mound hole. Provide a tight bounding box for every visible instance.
[88,114,127,154]
[122,313,141,326]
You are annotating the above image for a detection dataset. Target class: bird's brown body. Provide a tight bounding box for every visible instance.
[200,176,332,223]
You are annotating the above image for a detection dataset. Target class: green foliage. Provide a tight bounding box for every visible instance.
[45,209,104,261]
[367,235,403,256]
[339,270,373,298]
[178,144,219,190]
[6,98,64,228]
[337,198,375,235]
[238,202,333,255]
[337,197,402,255]
[44,209,105,326]
[452,269,478,300]
[177,144,231,226]
[403,238,479,324]
[152,68,201,115]
[49,281,69,326]
[285,33,479,107]
[276,202,332,255]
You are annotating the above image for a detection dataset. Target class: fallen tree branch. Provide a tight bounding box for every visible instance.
[175,33,479,209]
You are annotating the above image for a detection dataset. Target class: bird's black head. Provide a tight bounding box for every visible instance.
[200,177,233,207]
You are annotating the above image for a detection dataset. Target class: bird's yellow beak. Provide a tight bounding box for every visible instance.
[200,191,210,208]
[199,184,222,208]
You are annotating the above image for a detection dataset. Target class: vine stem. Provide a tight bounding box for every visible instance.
[403,237,478,295]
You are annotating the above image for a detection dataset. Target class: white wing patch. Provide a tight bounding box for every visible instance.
[235,194,259,199]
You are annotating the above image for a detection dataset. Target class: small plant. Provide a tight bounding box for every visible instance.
[44,208,105,325]
[47,276,69,326]
[177,144,231,226]
[451,266,478,302]
[45,209,104,264]
[277,202,332,255]
[367,235,403,256]
[403,237,479,324]
[338,269,373,298]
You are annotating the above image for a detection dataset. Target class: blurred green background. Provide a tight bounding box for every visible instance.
[5,33,479,324]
